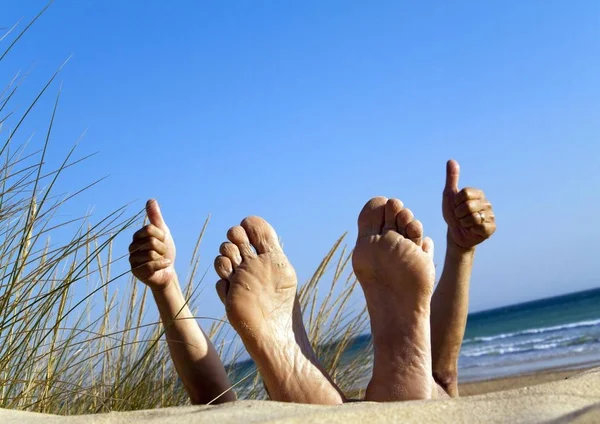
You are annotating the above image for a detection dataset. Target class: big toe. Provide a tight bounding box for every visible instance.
[358,197,388,237]
[241,216,282,254]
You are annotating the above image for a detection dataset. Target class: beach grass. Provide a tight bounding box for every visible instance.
[0,9,371,414]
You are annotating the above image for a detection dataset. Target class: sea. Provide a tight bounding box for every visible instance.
[458,287,600,382]
[232,287,600,392]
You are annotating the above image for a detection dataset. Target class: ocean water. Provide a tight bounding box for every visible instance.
[332,287,600,386]
[458,287,600,382]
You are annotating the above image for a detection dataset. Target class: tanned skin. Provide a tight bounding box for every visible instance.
[431,160,496,397]
[129,200,236,404]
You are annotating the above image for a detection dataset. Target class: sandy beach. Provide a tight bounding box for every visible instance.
[1,366,599,424]
[459,365,598,397]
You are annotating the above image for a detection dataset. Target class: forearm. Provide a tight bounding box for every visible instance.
[152,276,235,404]
[430,231,475,387]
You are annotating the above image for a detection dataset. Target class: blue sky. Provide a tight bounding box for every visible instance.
[2,0,599,321]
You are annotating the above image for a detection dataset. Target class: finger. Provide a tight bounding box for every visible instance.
[129,250,163,266]
[132,224,165,242]
[146,199,168,231]
[445,160,460,193]
[131,259,171,281]
[459,211,486,227]
[128,237,168,255]
[215,279,229,304]
[471,222,497,238]
[454,187,484,206]
[454,199,486,219]
[405,219,423,247]
[422,237,434,260]
[214,256,233,280]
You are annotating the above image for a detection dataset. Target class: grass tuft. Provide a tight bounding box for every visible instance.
[0,5,372,414]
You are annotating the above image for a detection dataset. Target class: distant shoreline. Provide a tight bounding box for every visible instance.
[458,363,599,397]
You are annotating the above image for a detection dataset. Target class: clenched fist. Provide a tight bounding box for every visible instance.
[129,199,176,290]
[442,160,496,249]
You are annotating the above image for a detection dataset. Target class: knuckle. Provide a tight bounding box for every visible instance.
[142,262,155,274]
[148,238,160,250]
[134,225,150,239]
[148,251,161,261]
[469,187,483,197]
[137,265,151,279]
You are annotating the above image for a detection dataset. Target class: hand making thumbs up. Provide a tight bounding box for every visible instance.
[129,199,177,290]
[442,160,496,249]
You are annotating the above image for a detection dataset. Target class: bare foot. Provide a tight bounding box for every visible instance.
[214,216,345,404]
[352,197,435,401]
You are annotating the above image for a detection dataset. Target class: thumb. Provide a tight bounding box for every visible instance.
[146,199,168,230]
[445,159,460,193]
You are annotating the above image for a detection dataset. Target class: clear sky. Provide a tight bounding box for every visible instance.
[2,1,599,321]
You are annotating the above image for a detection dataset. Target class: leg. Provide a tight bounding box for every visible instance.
[129,200,235,404]
[214,216,345,404]
[352,197,436,401]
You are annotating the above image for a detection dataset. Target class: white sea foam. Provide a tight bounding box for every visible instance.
[463,318,600,345]
[461,336,575,358]
[460,322,600,359]
[462,341,565,358]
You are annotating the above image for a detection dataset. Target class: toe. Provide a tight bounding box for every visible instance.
[214,255,233,280]
[220,242,242,267]
[358,197,388,237]
[227,226,257,259]
[422,237,434,259]
[241,216,283,254]
[395,208,414,237]
[383,199,404,232]
[215,279,229,304]
[405,219,423,247]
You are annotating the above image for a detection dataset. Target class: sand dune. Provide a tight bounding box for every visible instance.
[2,368,599,424]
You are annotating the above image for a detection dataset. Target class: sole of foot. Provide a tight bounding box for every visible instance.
[214,216,344,404]
[352,197,435,401]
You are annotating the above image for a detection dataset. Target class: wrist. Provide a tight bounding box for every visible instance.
[446,230,476,260]
[151,274,180,297]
